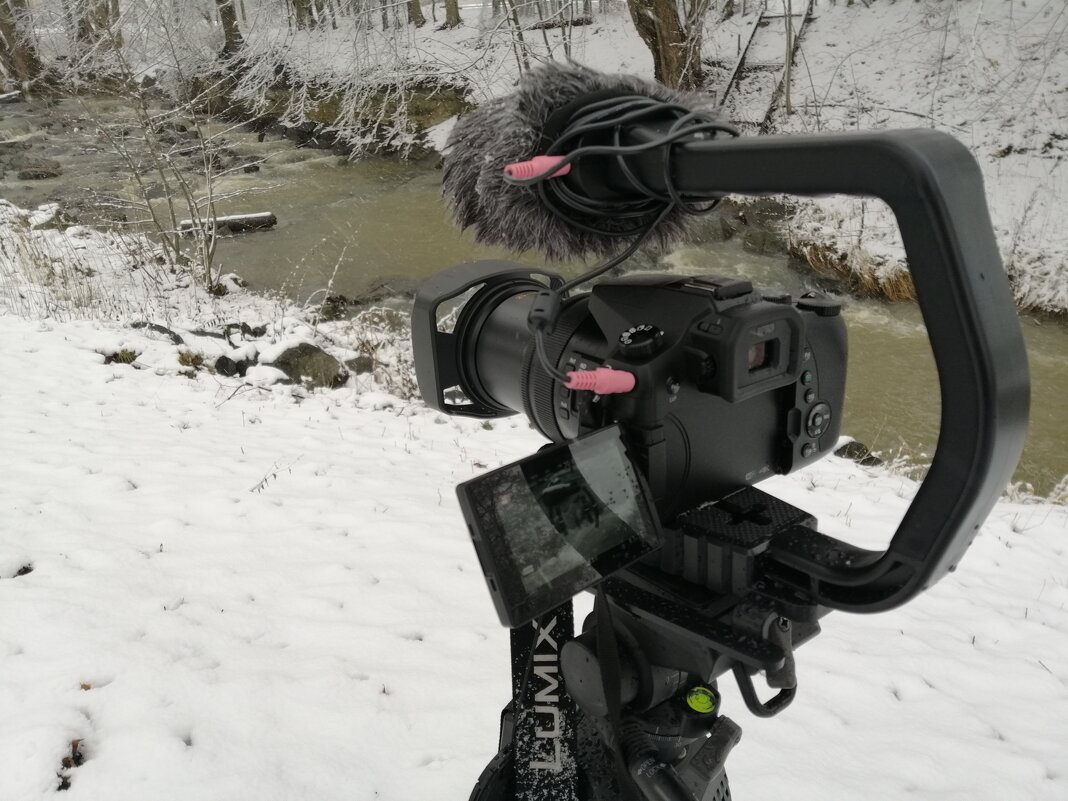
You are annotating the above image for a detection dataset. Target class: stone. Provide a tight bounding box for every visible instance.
[264,343,348,389]
[834,441,884,467]
[350,275,420,307]
[9,155,62,181]
[314,293,349,322]
[215,355,253,377]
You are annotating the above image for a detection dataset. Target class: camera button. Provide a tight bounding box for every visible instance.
[806,403,832,438]
[764,292,793,304]
[619,324,664,359]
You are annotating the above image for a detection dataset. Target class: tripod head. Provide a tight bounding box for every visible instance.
[473,487,823,801]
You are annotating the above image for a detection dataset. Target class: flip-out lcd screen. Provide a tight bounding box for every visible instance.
[457,426,660,628]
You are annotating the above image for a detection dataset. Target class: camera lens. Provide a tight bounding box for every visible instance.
[454,282,604,442]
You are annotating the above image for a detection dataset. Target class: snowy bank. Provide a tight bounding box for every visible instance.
[0,312,1066,801]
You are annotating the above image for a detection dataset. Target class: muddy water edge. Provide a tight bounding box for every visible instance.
[2,95,1065,497]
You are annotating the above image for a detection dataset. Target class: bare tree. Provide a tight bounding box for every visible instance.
[291,0,314,29]
[69,0,121,53]
[627,0,709,89]
[0,0,44,84]
[313,0,337,28]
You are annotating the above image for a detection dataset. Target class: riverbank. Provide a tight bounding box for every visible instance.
[755,1,1068,316]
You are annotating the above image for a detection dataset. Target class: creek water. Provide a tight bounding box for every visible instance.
[2,97,1065,496]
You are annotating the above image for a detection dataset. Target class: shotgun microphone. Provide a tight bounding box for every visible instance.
[442,62,736,262]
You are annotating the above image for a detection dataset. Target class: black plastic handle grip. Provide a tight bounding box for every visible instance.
[606,129,1030,611]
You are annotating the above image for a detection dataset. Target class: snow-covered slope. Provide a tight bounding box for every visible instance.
[0,315,1064,801]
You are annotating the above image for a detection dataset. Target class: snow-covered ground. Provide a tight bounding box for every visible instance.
[0,200,1066,800]
[0,309,1066,801]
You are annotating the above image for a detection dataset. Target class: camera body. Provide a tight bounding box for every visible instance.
[572,274,846,518]
[418,263,846,523]
[414,263,847,627]
[419,122,1031,801]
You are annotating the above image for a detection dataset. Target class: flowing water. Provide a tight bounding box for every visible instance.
[2,96,1065,496]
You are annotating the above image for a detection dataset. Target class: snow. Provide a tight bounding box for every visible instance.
[1,196,1067,797]
[0,311,1065,801]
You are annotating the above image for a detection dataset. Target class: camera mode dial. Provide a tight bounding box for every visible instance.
[797,292,843,317]
[619,324,664,360]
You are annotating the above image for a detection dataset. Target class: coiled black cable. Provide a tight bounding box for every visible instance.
[507,94,739,382]
[504,93,739,275]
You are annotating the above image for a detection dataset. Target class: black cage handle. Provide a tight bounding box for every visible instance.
[602,129,1029,612]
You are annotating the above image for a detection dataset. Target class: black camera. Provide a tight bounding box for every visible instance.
[415,265,847,626]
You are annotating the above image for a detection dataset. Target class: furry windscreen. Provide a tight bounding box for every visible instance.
[442,62,721,262]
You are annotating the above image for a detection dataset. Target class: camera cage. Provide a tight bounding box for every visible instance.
[414,129,1030,617]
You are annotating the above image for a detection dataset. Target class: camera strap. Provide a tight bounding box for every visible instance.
[509,603,579,801]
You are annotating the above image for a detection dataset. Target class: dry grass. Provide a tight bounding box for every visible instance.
[0,207,183,322]
[177,350,205,369]
[320,307,419,400]
[790,240,918,302]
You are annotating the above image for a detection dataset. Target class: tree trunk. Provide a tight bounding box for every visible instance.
[0,0,43,83]
[109,0,122,47]
[626,0,706,89]
[291,0,313,29]
[312,0,332,27]
[215,0,244,55]
[407,0,426,27]
[444,0,461,27]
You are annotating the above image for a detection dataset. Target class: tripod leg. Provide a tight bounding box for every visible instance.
[471,604,581,801]
[510,605,579,801]
[675,716,742,801]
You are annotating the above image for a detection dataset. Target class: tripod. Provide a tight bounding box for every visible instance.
[471,488,823,801]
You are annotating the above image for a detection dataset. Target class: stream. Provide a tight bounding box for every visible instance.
[2,95,1066,497]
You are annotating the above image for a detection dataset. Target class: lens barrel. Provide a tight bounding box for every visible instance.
[456,282,540,416]
[456,282,600,443]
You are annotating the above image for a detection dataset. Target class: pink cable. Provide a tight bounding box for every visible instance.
[504,155,572,180]
[565,368,636,395]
